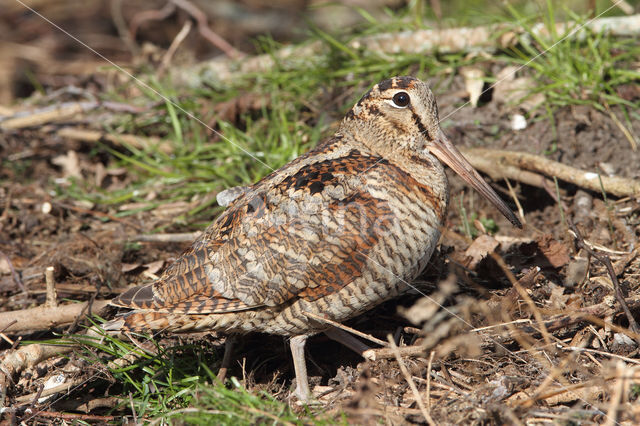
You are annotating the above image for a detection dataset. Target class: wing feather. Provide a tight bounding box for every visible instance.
[112,148,395,314]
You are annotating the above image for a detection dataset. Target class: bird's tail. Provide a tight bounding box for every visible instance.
[102,311,175,334]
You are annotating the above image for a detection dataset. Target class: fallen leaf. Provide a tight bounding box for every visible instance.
[52,150,82,178]
[464,234,499,270]
[121,262,142,273]
[493,66,545,112]
[536,234,570,268]
[144,260,165,275]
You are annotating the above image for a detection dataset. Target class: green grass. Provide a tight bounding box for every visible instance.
[504,3,640,108]
[64,324,335,424]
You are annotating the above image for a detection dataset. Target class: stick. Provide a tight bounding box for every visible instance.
[0,102,97,129]
[14,377,85,404]
[132,232,201,243]
[302,311,388,347]
[363,344,426,361]
[0,300,110,334]
[1,343,74,378]
[387,335,436,426]
[170,0,244,59]
[174,14,640,87]
[569,222,640,340]
[44,266,57,308]
[55,127,173,154]
[603,361,626,426]
[23,411,116,422]
[463,148,640,197]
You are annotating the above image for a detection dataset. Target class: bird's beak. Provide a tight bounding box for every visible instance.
[427,129,522,228]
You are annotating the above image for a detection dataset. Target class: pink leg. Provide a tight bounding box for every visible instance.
[290,335,311,402]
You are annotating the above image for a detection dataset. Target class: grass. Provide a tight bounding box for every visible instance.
[62,324,335,424]
[500,1,640,122]
[35,0,640,422]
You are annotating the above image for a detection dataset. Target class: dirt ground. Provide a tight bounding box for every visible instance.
[2,2,640,425]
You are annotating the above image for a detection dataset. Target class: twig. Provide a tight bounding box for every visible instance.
[504,177,526,225]
[132,232,201,243]
[489,253,554,346]
[129,2,177,41]
[605,102,637,151]
[387,335,435,426]
[0,299,110,334]
[463,148,640,197]
[563,346,640,365]
[363,343,427,361]
[1,343,74,379]
[0,101,146,129]
[176,14,640,87]
[603,361,626,426]
[569,222,640,340]
[22,411,116,422]
[0,101,98,129]
[52,201,142,231]
[129,392,138,424]
[426,351,434,411]
[14,377,85,404]
[159,20,193,76]
[55,127,173,154]
[170,0,244,59]
[44,266,57,308]
[110,0,138,56]
[0,250,25,292]
[301,311,388,347]
[56,396,119,413]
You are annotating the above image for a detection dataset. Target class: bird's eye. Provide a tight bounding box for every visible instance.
[392,92,410,108]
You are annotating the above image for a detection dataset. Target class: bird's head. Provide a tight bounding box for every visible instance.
[342,76,522,228]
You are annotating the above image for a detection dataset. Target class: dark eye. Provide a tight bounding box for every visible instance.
[392,92,410,107]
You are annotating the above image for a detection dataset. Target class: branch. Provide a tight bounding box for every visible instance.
[462,148,640,197]
[0,300,110,334]
[173,14,640,87]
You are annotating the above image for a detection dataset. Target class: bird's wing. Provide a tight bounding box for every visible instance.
[111,148,395,314]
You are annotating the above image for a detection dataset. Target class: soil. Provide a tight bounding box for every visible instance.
[2,3,640,425]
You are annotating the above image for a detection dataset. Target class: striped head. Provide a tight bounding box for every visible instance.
[341,76,522,228]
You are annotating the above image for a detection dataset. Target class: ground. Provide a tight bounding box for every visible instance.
[1,1,640,424]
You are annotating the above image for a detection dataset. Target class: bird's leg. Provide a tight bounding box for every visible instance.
[216,335,237,382]
[324,327,372,357]
[289,335,311,402]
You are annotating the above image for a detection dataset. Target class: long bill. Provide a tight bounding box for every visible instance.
[427,130,522,229]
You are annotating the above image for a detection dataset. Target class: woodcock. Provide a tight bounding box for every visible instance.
[106,76,522,401]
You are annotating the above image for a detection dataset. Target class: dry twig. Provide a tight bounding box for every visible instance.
[132,232,201,243]
[44,266,57,308]
[569,222,640,340]
[387,335,435,426]
[170,0,244,59]
[175,14,640,87]
[0,299,110,334]
[462,148,640,197]
[302,311,387,347]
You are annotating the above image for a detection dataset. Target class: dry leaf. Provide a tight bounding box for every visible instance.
[52,150,82,178]
[493,66,545,112]
[464,234,499,270]
[144,260,165,275]
[121,262,142,273]
[536,234,570,268]
[460,66,485,107]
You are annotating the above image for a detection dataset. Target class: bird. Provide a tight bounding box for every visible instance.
[105,76,522,402]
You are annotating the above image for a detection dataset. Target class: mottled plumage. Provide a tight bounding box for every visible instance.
[106,76,520,401]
